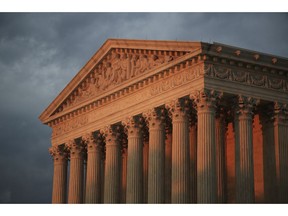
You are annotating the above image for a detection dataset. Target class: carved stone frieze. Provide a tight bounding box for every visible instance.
[56,50,178,113]
[150,64,204,96]
[52,114,89,137]
[204,64,288,92]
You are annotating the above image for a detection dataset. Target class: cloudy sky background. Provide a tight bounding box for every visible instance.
[0,13,287,203]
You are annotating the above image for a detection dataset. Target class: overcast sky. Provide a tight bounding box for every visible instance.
[0,13,287,203]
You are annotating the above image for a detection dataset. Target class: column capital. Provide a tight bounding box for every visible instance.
[190,88,223,110]
[66,139,85,159]
[101,125,122,146]
[273,102,288,125]
[235,95,259,116]
[122,116,144,137]
[165,98,188,121]
[49,144,68,163]
[82,132,102,153]
[143,108,166,129]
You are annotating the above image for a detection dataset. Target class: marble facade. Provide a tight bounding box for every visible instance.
[40,39,288,203]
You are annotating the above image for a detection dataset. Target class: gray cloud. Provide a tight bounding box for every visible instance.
[0,13,287,203]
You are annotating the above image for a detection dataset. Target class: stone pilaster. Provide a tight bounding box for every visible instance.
[259,106,277,203]
[123,116,144,203]
[166,99,190,203]
[234,95,258,203]
[66,139,85,204]
[190,89,221,203]
[273,102,288,203]
[102,125,121,204]
[215,107,227,203]
[82,132,102,203]
[189,120,197,203]
[143,108,165,203]
[49,145,68,204]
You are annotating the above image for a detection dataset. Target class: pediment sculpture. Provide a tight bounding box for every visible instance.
[56,50,178,113]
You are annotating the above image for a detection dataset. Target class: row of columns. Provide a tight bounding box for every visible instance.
[49,89,288,204]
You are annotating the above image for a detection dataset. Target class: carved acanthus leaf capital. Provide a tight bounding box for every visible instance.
[49,145,68,162]
[165,98,188,121]
[235,95,259,116]
[66,139,85,158]
[101,125,122,145]
[122,116,144,136]
[190,88,223,110]
[143,108,165,129]
[82,132,103,152]
[273,102,288,124]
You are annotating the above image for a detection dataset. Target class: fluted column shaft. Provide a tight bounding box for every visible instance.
[67,140,85,203]
[189,123,197,203]
[144,109,165,203]
[165,129,172,203]
[235,96,256,203]
[103,126,121,203]
[166,100,190,203]
[216,113,227,203]
[274,103,288,203]
[125,118,143,203]
[121,148,128,203]
[143,139,149,203]
[191,89,220,203]
[49,146,68,204]
[197,105,216,203]
[83,133,102,203]
[100,157,105,203]
[259,109,277,203]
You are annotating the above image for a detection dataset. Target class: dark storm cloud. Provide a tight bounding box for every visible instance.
[0,13,287,203]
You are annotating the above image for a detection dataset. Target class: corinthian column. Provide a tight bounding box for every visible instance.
[123,116,144,203]
[166,99,190,203]
[82,132,102,203]
[67,139,85,203]
[143,108,165,203]
[190,89,221,203]
[102,125,121,204]
[274,102,288,203]
[49,145,68,204]
[259,106,277,203]
[215,107,227,203]
[234,96,258,203]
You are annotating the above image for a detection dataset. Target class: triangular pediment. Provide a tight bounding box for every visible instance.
[39,39,203,124]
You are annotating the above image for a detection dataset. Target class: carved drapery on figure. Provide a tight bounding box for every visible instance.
[56,51,177,113]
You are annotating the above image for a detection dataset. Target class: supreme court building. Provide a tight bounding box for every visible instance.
[39,39,288,204]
